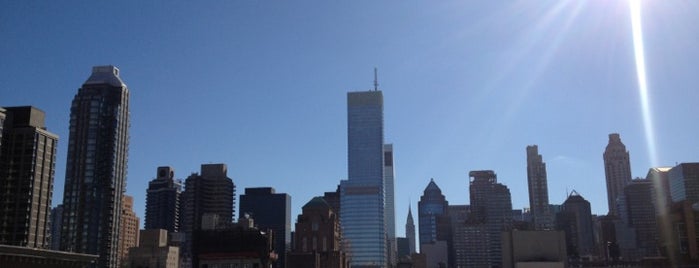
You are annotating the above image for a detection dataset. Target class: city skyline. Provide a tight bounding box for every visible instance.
[2,0,699,245]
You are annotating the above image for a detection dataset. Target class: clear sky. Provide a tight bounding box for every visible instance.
[2,0,698,244]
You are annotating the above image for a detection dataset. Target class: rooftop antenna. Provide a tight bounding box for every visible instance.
[374,67,379,91]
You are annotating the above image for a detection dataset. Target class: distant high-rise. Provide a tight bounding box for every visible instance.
[526,145,552,229]
[0,106,58,248]
[239,187,291,268]
[145,166,181,232]
[179,163,235,267]
[180,164,235,233]
[50,205,63,250]
[469,170,512,268]
[405,205,416,254]
[558,190,594,258]
[418,179,448,247]
[383,144,396,265]
[624,179,659,257]
[604,133,633,216]
[60,66,130,268]
[340,89,386,267]
[118,195,140,265]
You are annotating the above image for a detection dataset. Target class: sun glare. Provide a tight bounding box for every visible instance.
[629,0,657,166]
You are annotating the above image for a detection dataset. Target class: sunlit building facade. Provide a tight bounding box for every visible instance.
[60,66,130,268]
[340,90,386,267]
[0,106,58,248]
[603,133,632,216]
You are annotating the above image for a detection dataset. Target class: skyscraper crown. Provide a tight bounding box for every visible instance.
[84,65,125,87]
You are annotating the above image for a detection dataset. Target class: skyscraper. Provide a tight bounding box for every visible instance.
[418,179,448,247]
[469,170,512,268]
[383,144,396,265]
[50,204,64,250]
[180,163,235,267]
[145,166,181,232]
[405,205,416,254]
[0,106,58,248]
[60,66,130,268]
[526,145,552,229]
[340,89,386,267]
[624,179,659,257]
[603,133,632,216]
[239,187,291,268]
[558,190,594,258]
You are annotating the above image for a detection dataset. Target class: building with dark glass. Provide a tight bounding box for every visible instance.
[526,145,552,229]
[603,133,632,216]
[623,178,659,257]
[469,170,512,268]
[418,179,448,247]
[145,166,181,232]
[340,90,386,267]
[557,190,594,259]
[383,144,396,266]
[0,106,58,248]
[664,162,699,263]
[239,187,291,268]
[50,204,63,250]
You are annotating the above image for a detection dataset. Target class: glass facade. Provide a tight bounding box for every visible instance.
[418,179,448,246]
[341,90,386,267]
[60,66,130,268]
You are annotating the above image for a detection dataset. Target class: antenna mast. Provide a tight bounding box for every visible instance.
[374,67,379,91]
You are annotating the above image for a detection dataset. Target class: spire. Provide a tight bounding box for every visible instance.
[373,67,379,91]
[406,203,414,225]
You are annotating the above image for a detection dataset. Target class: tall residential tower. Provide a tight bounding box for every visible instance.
[60,66,130,268]
[526,145,552,229]
[340,89,386,267]
[145,166,181,232]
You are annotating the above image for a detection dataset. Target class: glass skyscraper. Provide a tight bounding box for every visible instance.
[341,90,386,267]
[61,66,130,268]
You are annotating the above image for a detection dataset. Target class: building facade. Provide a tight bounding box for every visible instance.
[418,179,449,247]
[288,197,347,268]
[60,66,130,268]
[526,145,552,229]
[50,204,64,250]
[469,170,513,268]
[340,90,386,267]
[180,164,236,267]
[603,133,632,216]
[146,166,181,233]
[127,229,179,268]
[119,195,140,265]
[624,179,659,257]
[239,187,291,268]
[383,144,396,266]
[558,190,594,259]
[0,106,58,248]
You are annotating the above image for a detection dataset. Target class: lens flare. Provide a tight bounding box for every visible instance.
[629,0,657,166]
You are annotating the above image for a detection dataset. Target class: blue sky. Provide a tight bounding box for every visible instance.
[2,0,698,242]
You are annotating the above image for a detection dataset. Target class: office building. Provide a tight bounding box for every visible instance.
[624,179,659,257]
[0,106,58,248]
[603,133,632,216]
[287,197,347,268]
[526,145,552,229]
[60,66,130,268]
[50,204,64,250]
[118,195,140,264]
[146,166,181,233]
[405,205,416,255]
[193,216,275,268]
[340,89,386,267]
[664,163,699,263]
[418,179,449,247]
[239,187,291,268]
[469,170,513,268]
[383,144,396,266]
[557,190,594,259]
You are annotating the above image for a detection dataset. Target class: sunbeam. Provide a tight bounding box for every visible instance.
[629,0,657,166]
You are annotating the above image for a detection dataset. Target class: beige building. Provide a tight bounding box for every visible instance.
[127,229,179,268]
[501,230,567,268]
[119,195,140,266]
